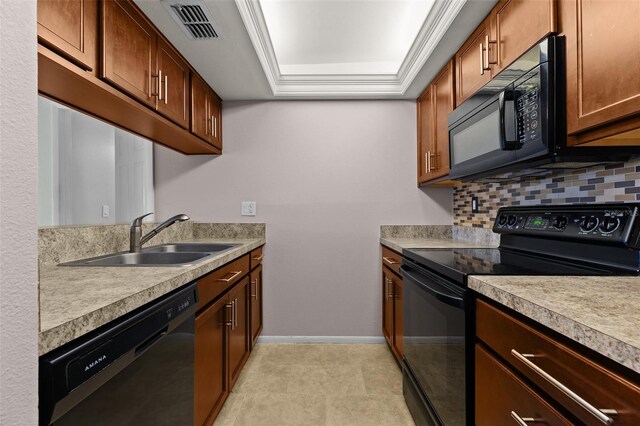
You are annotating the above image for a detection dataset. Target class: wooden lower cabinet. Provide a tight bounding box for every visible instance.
[476,299,640,425]
[476,344,573,426]
[195,247,265,425]
[195,294,229,426]
[249,263,263,347]
[381,245,403,362]
[227,277,250,390]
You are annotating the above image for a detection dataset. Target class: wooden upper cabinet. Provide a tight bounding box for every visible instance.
[562,0,640,136]
[417,60,455,184]
[455,15,494,106]
[191,73,211,143]
[417,85,434,183]
[156,38,189,129]
[191,73,222,148]
[102,0,157,108]
[431,61,454,180]
[37,0,98,71]
[493,0,557,74]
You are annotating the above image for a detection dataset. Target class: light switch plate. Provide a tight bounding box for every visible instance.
[241,201,256,216]
[102,205,110,218]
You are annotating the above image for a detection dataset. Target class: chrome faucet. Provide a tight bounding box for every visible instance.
[130,212,190,253]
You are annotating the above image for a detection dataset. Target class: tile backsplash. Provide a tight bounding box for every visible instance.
[454,158,640,228]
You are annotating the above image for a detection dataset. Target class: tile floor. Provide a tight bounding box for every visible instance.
[214,343,416,426]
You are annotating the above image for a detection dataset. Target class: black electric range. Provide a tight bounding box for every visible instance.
[401,203,640,426]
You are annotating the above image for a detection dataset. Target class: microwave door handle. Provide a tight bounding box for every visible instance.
[499,91,520,150]
[401,266,465,309]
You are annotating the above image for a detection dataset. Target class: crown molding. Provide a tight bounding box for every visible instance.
[235,0,467,98]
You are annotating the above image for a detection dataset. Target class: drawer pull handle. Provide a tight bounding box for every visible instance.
[510,412,535,426]
[216,270,243,283]
[251,254,264,261]
[383,257,399,265]
[511,349,617,425]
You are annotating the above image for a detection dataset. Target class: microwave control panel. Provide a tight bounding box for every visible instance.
[515,76,541,146]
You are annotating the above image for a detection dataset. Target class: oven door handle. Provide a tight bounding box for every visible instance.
[401,266,465,309]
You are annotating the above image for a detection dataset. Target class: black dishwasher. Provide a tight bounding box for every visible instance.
[40,282,197,426]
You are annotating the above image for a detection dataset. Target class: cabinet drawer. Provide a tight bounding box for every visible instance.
[476,344,573,426]
[477,300,640,425]
[381,246,402,276]
[197,255,250,310]
[249,245,264,270]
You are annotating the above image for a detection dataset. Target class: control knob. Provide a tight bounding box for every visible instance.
[498,215,508,226]
[507,215,518,226]
[600,217,620,234]
[553,215,568,229]
[580,216,599,232]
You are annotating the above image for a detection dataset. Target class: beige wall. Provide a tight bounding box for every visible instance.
[0,0,39,423]
[154,100,451,339]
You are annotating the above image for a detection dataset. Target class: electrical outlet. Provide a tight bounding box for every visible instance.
[471,197,479,213]
[102,205,110,218]
[241,201,256,216]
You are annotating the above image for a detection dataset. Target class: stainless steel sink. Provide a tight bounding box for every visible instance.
[143,243,238,253]
[61,251,213,267]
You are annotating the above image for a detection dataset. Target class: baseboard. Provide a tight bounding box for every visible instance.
[256,336,386,344]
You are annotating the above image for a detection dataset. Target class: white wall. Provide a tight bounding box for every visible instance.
[154,100,452,338]
[0,0,39,424]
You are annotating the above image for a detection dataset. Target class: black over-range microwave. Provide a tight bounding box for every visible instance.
[448,36,634,182]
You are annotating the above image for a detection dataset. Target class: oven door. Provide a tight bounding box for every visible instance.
[401,262,470,426]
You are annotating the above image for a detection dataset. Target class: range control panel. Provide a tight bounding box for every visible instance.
[493,204,640,246]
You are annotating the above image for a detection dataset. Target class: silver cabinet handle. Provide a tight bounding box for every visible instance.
[231,300,235,330]
[216,270,242,283]
[234,297,238,328]
[511,350,616,425]
[427,150,432,173]
[251,280,257,299]
[164,74,168,105]
[385,278,394,299]
[485,34,497,66]
[211,116,215,138]
[383,256,399,265]
[480,42,485,75]
[510,411,535,426]
[158,70,163,101]
[225,302,233,327]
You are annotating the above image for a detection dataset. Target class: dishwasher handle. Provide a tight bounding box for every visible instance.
[401,265,465,309]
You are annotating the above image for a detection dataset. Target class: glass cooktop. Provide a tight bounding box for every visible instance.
[403,248,628,284]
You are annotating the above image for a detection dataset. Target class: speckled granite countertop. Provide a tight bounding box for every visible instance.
[380,237,496,252]
[39,238,264,355]
[469,275,640,374]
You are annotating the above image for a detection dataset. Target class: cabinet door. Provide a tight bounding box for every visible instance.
[493,0,556,74]
[382,267,395,350]
[563,0,640,135]
[191,73,211,143]
[476,345,573,426]
[37,0,98,71]
[417,85,434,184]
[227,277,250,390]
[102,0,157,107]
[455,15,494,106]
[209,94,223,150]
[431,60,454,180]
[195,295,229,426]
[156,38,189,129]
[250,264,263,347]
[392,278,403,358]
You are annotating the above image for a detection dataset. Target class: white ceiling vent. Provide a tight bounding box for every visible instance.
[162,0,221,40]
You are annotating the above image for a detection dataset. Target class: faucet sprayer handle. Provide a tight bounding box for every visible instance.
[131,212,154,227]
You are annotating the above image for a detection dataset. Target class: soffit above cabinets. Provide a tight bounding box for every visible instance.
[236,0,466,97]
[134,0,497,100]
